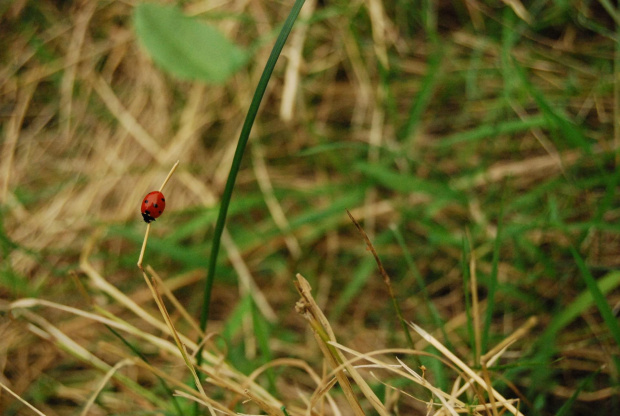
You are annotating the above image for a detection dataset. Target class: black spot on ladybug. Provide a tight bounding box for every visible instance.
[154,203,158,208]
[161,198,165,201]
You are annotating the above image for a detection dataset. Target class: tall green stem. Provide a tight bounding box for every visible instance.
[197,0,307,366]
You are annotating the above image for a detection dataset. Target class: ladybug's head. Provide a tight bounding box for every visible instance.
[142,211,156,223]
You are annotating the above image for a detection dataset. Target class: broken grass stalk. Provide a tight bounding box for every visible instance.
[295,273,390,416]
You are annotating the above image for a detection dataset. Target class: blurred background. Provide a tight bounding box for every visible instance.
[1,0,619,415]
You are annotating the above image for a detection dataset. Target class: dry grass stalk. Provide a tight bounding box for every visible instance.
[8,265,286,414]
[410,322,525,416]
[468,235,482,366]
[138,266,219,416]
[147,266,204,336]
[132,157,279,413]
[280,0,317,122]
[295,273,389,416]
[0,379,46,416]
[79,358,134,416]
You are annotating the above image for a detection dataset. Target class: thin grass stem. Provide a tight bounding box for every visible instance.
[197,0,306,360]
[137,223,150,268]
[158,160,179,193]
[346,209,415,349]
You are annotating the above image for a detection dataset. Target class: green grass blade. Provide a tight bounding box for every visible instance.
[542,270,620,342]
[330,257,375,320]
[527,270,620,400]
[570,247,620,348]
[556,368,602,416]
[355,161,466,203]
[511,57,591,152]
[437,115,548,148]
[197,0,307,365]
[399,47,443,144]
[482,205,504,354]
[251,299,276,392]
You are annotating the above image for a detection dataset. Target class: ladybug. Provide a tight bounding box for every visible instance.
[141,191,166,223]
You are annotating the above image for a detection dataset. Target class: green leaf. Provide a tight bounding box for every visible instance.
[134,3,247,83]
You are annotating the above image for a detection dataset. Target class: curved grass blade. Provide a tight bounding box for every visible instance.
[197,0,307,364]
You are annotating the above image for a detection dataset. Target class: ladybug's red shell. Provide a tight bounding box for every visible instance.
[141,191,166,223]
